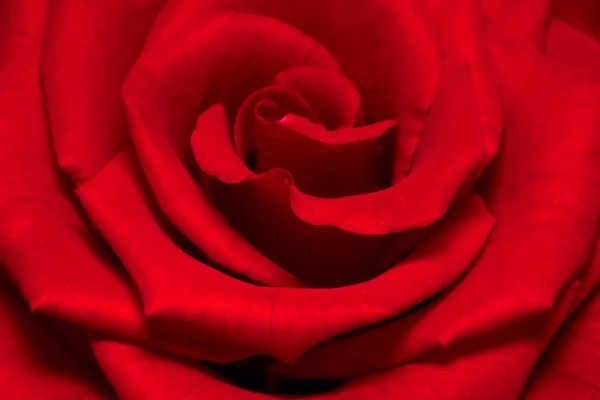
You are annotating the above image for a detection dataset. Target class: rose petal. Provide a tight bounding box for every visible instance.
[252,116,396,198]
[273,67,362,129]
[524,279,600,399]
[482,0,551,48]
[0,282,114,399]
[192,103,397,286]
[125,12,340,166]
[326,283,577,400]
[288,62,486,234]
[147,0,440,180]
[272,38,600,379]
[551,0,600,44]
[92,339,267,400]
[122,13,343,287]
[0,0,251,363]
[418,0,501,164]
[207,174,393,287]
[571,236,600,311]
[233,85,318,165]
[41,0,165,183]
[76,148,493,363]
[91,283,577,400]
[439,38,599,344]
[545,19,600,76]
[0,2,119,379]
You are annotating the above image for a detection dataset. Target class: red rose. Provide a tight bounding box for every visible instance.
[1,0,599,398]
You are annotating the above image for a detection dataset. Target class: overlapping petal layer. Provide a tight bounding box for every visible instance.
[78,146,494,362]
[1,0,599,398]
[272,37,600,380]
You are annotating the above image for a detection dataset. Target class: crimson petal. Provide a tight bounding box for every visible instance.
[42,0,165,183]
[524,270,600,399]
[545,19,600,76]
[482,0,551,48]
[0,282,114,399]
[252,115,396,198]
[122,12,344,287]
[273,67,361,129]
[289,62,486,234]
[271,38,600,379]
[77,147,493,363]
[551,0,600,44]
[0,0,251,362]
[93,286,577,400]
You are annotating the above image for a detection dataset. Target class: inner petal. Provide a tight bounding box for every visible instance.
[273,66,363,129]
[233,85,318,166]
[235,86,396,198]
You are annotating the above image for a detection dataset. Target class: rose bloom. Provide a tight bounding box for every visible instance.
[1,0,599,398]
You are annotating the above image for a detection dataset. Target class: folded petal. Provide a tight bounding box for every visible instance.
[273,67,361,129]
[551,0,600,44]
[42,0,165,183]
[418,0,501,164]
[482,0,551,48]
[545,19,600,76]
[89,286,570,400]
[252,115,396,198]
[0,0,251,363]
[92,339,267,400]
[327,283,577,400]
[571,236,600,311]
[77,148,493,363]
[272,38,600,379]
[524,283,600,399]
[147,0,440,180]
[289,62,486,234]
[0,282,114,399]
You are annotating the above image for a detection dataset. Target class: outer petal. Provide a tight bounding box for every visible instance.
[123,13,341,287]
[0,0,249,363]
[93,339,270,400]
[92,283,577,400]
[418,0,501,165]
[522,235,600,399]
[42,0,165,183]
[1,4,112,397]
[481,0,551,48]
[289,62,486,234]
[0,282,114,399]
[323,283,577,400]
[198,63,482,242]
[551,0,600,44]
[545,18,600,76]
[524,277,600,399]
[77,148,494,363]
[273,67,361,129]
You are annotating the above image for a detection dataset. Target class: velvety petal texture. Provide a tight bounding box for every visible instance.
[1,0,600,398]
[272,32,600,383]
